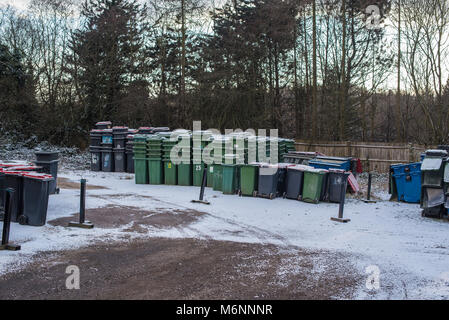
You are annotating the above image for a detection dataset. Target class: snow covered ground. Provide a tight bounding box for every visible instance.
[1,169,449,300]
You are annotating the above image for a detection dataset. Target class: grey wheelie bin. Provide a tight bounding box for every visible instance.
[34,151,59,194]
[328,170,350,203]
[18,172,54,226]
[256,164,280,200]
[284,165,311,200]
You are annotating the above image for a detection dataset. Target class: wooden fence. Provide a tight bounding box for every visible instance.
[294,140,430,173]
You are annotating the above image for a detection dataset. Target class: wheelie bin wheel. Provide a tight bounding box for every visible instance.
[269,193,275,200]
[282,192,286,199]
[18,215,28,226]
[253,191,258,197]
[238,190,242,197]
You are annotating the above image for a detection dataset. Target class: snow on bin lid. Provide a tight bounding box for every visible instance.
[278,163,296,169]
[425,149,448,157]
[21,172,53,180]
[4,165,41,171]
[96,121,112,125]
[289,165,314,171]
[422,157,443,171]
[0,160,33,168]
[328,169,347,173]
[2,170,26,176]
[304,168,329,173]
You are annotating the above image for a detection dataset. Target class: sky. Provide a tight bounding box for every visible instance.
[0,0,29,10]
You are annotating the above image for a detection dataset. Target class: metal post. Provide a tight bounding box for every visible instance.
[367,173,372,201]
[79,179,86,224]
[0,188,21,251]
[191,164,210,205]
[68,179,94,229]
[364,172,377,204]
[199,166,207,201]
[331,173,351,223]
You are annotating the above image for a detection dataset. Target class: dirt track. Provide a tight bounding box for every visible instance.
[0,237,362,300]
[0,203,364,300]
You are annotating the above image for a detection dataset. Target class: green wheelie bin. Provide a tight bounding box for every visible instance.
[164,161,177,185]
[222,164,238,195]
[148,159,164,184]
[212,164,223,191]
[302,169,328,204]
[193,163,205,187]
[207,165,214,188]
[134,157,149,184]
[239,164,259,196]
[178,163,193,186]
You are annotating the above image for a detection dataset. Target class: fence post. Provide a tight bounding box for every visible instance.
[346,141,352,157]
[408,143,414,163]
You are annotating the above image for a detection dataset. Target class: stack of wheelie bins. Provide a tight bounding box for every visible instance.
[112,126,128,172]
[89,129,103,171]
[133,135,149,184]
[125,129,138,173]
[147,135,164,184]
[33,151,59,194]
[101,129,114,172]
[192,131,212,187]
[420,150,448,218]
[162,132,178,185]
[177,133,193,186]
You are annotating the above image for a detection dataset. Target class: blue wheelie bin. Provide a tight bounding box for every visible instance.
[391,162,422,203]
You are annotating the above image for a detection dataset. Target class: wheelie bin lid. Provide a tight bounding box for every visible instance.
[288,165,313,171]
[0,160,33,167]
[21,172,54,181]
[2,170,27,176]
[96,121,112,125]
[4,165,42,171]
[422,157,444,171]
[304,168,329,174]
[90,129,105,134]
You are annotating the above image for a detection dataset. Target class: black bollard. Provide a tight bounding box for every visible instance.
[0,188,21,251]
[364,172,377,204]
[331,172,351,223]
[191,164,210,205]
[68,179,94,229]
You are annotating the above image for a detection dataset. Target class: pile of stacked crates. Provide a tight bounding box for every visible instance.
[420,149,448,218]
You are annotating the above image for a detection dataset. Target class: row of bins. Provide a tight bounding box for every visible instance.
[0,168,53,226]
[90,122,170,173]
[236,163,349,204]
